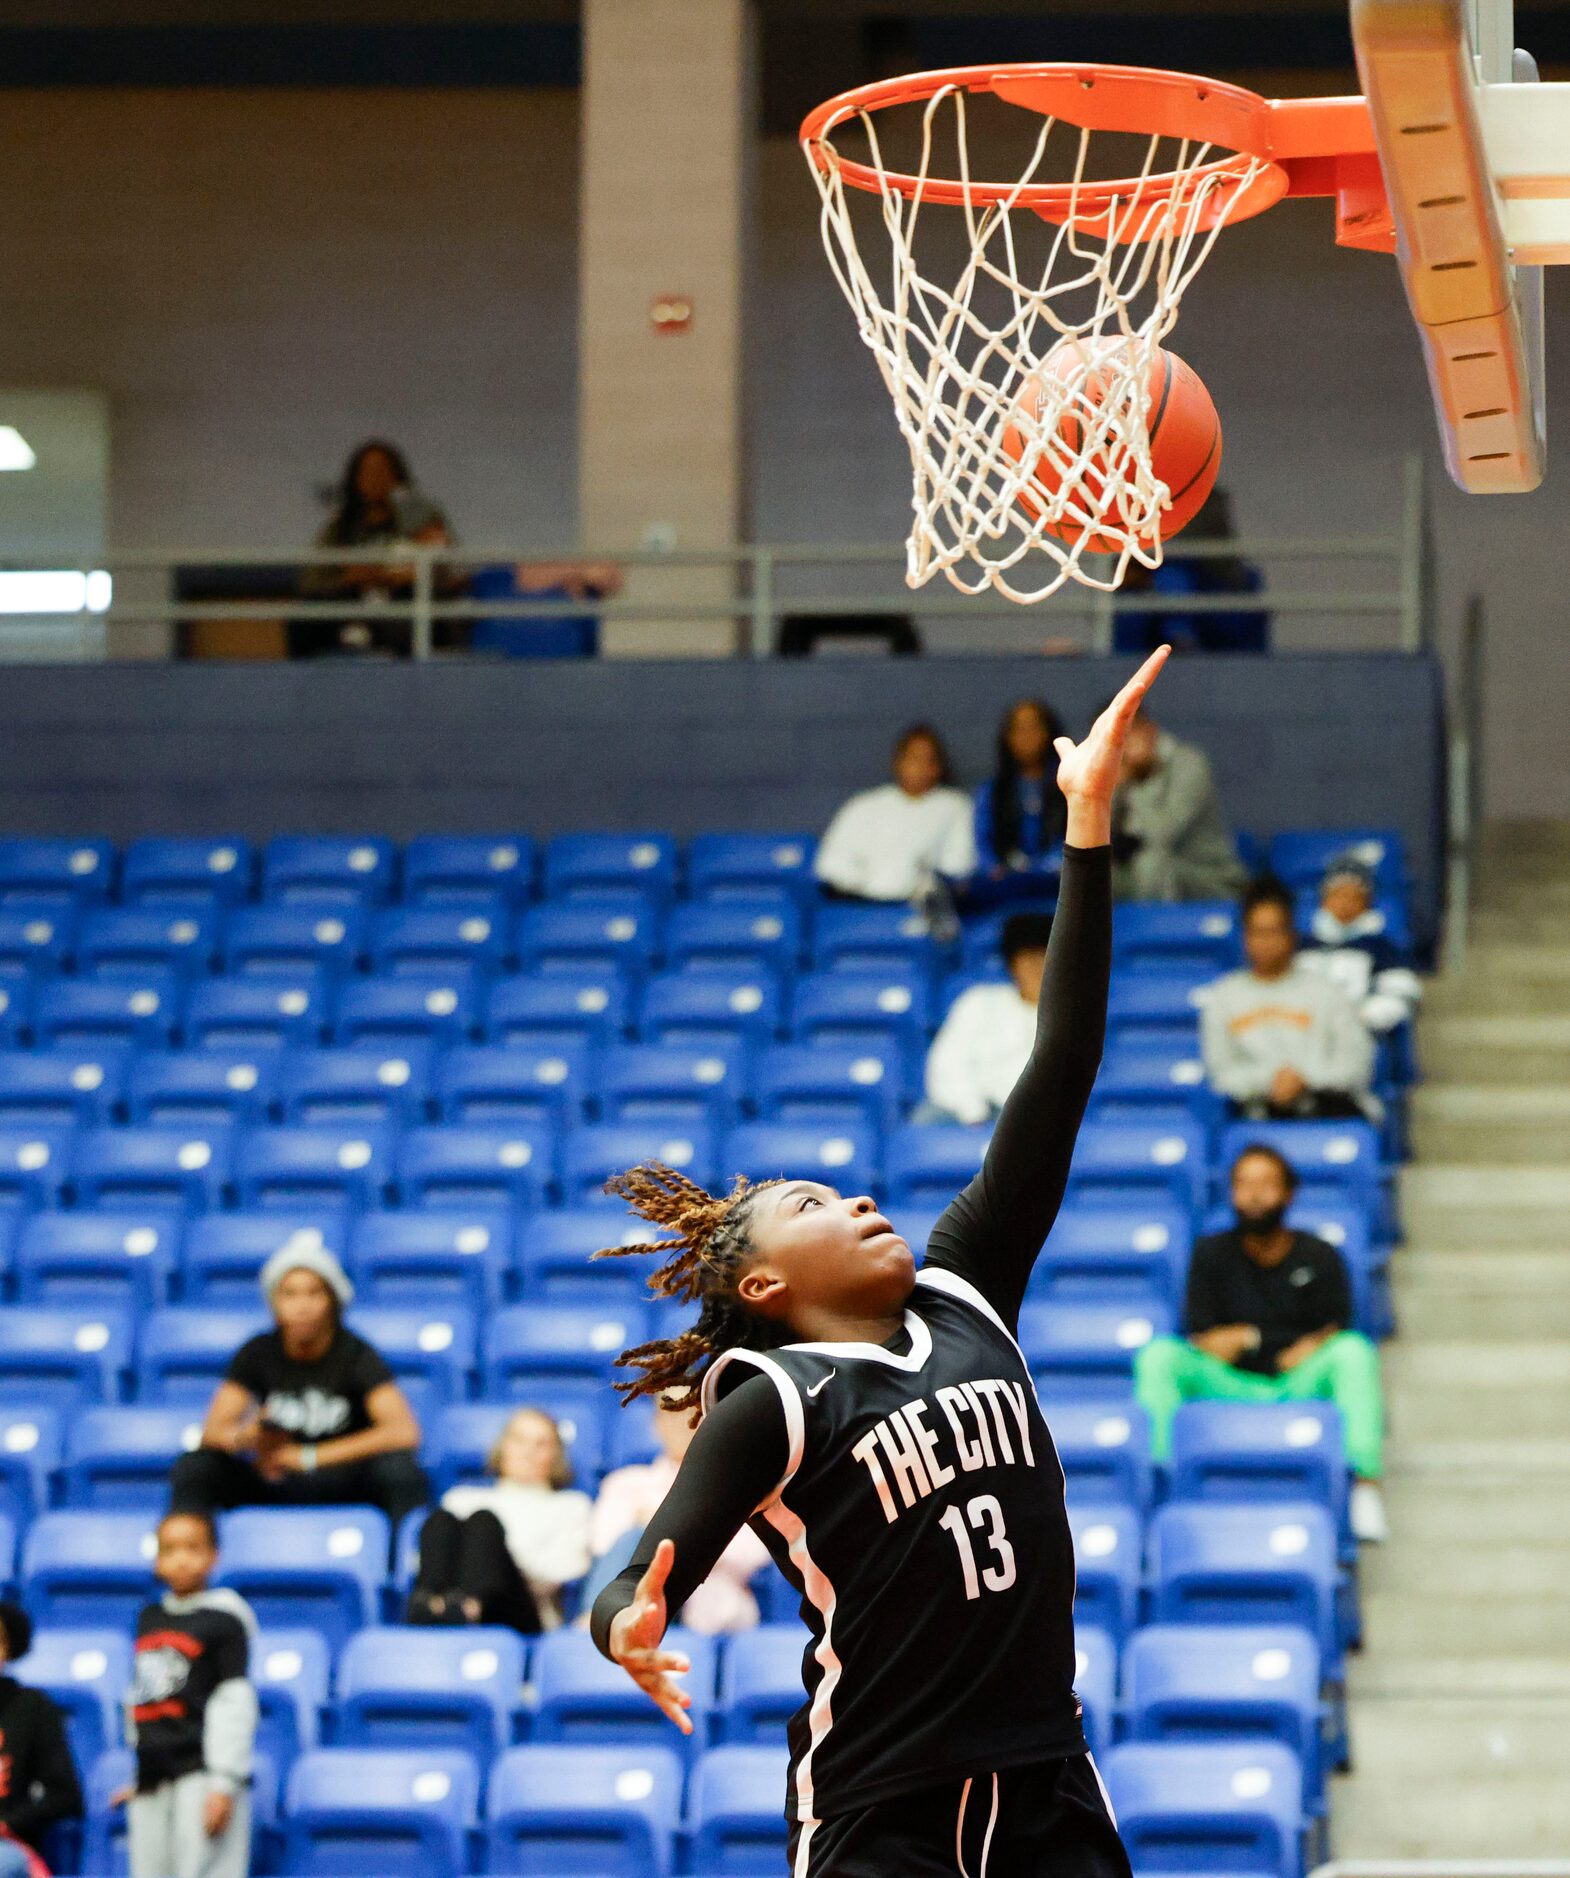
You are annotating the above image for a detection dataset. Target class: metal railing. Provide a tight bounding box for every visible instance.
[1443,592,1487,975]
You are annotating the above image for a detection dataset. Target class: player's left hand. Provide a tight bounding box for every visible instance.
[608,1538,694,1735]
[1054,645,1170,805]
[203,1790,235,1839]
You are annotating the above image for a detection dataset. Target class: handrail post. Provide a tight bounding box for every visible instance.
[1443,592,1485,975]
[749,545,774,659]
[1398,452,1426,653]
[1089,587,1115,656]
[411,550,435,662]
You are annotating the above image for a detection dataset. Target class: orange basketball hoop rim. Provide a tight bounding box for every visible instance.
[800,64,1397,253]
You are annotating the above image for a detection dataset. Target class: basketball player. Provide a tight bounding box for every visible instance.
[589,646,1170,1878]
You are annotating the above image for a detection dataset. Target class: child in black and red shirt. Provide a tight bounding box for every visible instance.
[0,1601,81,1878]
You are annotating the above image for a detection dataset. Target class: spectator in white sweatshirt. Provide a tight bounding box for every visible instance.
[922,913,1054,1125]
[1201,878,1376,1121]
[815,724,977,903]
[1297,855,1421,1034]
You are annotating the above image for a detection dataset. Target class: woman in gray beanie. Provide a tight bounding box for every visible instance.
[167,1234,429,1525]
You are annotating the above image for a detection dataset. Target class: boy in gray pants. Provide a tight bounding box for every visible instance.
[121,1512,257,1878]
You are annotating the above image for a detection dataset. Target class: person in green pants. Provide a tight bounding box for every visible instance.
[1134,1142,1388,1542]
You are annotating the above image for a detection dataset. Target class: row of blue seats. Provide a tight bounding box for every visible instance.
[66,1733,1316,1878]
[0,827,1409,911]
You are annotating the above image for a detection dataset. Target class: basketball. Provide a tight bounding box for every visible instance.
[1000,339,1222,552]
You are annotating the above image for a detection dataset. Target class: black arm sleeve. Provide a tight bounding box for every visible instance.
[1,1695,82,1844]
[922,844,1112,1333]
[590,1373,790,1659]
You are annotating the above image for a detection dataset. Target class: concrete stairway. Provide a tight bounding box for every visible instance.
[1332,822,1570,1854]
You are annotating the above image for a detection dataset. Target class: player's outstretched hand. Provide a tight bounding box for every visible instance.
[607,1538,694,1735]
[1054,644,1170,806]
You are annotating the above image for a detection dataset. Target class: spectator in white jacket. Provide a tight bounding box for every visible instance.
[1201,878,1376,1120]
[1298,855,1421,1034]
[922,913,1054,1125]
[815,724,977,902]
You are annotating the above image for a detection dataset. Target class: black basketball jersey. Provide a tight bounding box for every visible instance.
[698,1264,1087,1826]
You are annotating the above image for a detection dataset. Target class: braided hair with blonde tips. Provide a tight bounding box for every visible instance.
[591,1162,789,1419]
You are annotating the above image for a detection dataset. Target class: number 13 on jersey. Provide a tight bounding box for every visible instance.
[938,1493,1018,1598]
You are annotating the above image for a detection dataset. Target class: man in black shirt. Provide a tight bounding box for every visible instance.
[168,1241,428,1525]
[1134,1143,1388,1542]
[0,1601,82,1876]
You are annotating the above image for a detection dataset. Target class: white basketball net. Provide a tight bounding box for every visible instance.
[807,84,1266,603]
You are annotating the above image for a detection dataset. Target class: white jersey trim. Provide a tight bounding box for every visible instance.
[762,1494,842,1839]
[699,1347,807,1513]
[784,1308,933,1372]
[915,1265,1027,1355]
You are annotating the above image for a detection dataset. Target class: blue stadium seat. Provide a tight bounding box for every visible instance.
[23,1511,158,1627]
[0,906,76,977]
[959,904,1055,975]
[1032,1205,1191,1313]
[1125,1624,1326,1811]
[0,1513,19,1594]
[1216,1120,1386,1202]
[1020,1301,1172,1402]
[543,833,678,907]
[1065,1505,1143,1645]
[181,1215,349,1307]
[886,1207,941,1255]
[0,1308,130,1408]
[349,1307,476,1402]
[218,1508,391,1653]
[0,839,115,907]
[1086,1046,1220,1131]
[1104,971,1210,1048]
[1103,1739,1306,1878]
[596,1044,748,1129]
[15,1211,180,1310]
[33,975,182,1050]
[224,906,368,976]
[395,1125,556,1211]
[601,1394,661,1470]
[0,1127,73,1212]
[434,1042,592,1127]
[1067,1122,1207,1212]
[884,1123,991,1207]
[122,836,255,908]
[688,1743,791,1875]
[1170,1403,1348,1532]
[532,1627,714,1753]
[485,1742,683,1877]
[254,1627,331,1772]
[686,833,816,906]
[665,901,803,976]
[517,901,663,980]
[234,1125,393,1210]
[1149,1501,1343,1664]
[262,836,397,908]
[369,905,513,977]
[335,1625,525,1759]
[559,1124,717,1209]
[485,971,630,1048]
[76,907,222,979]
[517,1211,669,1305]
[0,1048,127,1128]
[637,968,784,1048]
[0,982,31,1048]
[1040,1401,1154,1511]
[73,1125,233,1213]
[430,1390,607,1497]
[1073,1623,1118,1760]
[61,1405,204,1509]
[351,1211,513,1312]
[0,1405,62,1525]
[812,903,943,976]
[276,1044,435,1126]
[140,1308,268,1403]
[1113,901,1242,973]
[482,1304,643,1394]
[402,835,537,908]
[126,1050,277,1126]
[183,973,329,1051]
[715,1623,809,1744]
[1269,828,1407,895]
[332,972,481,1047]
[282,1747,478,1878]
[12,1628,131,1771]
[752,1042,902,1131]
[723,1121,880,1195]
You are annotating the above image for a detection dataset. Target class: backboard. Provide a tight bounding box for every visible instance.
[1352,0,1550,492]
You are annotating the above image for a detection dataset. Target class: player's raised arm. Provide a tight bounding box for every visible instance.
[925,647,1171,1326]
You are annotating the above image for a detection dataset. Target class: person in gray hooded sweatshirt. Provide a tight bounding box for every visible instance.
[167,1237,428,1525]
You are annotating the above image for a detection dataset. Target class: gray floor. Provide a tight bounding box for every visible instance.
[1332,821,1570,1854]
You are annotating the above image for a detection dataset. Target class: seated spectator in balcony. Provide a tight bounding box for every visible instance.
[409,1407,593,1634]
[1298,855,1422,1034]
[921,913,1053,1125]
[297,439,457,656]
[1109,705,1245,902]
[168,1245,428,1526]
[972,698,1067,884]
[815,724,977,903]
[1134,1143,1387,1541]
[0,1602,82,1878]
[1201,877,1376,1121]
[468,559,626,660]
[582,1403,769,1635]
